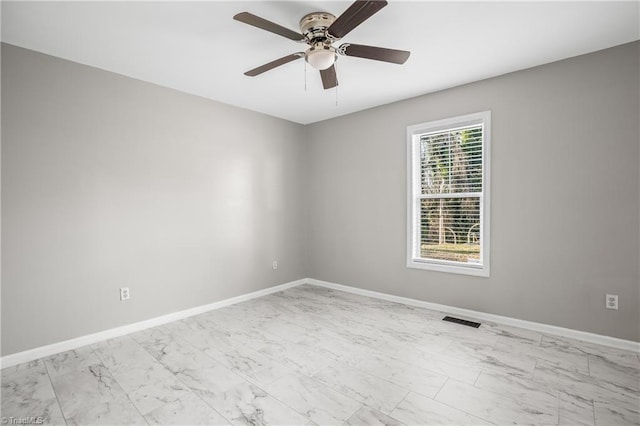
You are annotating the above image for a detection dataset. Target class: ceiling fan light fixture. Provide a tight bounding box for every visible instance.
[306,45,336,70]
[236,1,409,90]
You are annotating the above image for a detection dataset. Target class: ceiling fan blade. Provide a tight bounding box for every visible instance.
[244,53,304,77]
[320,65,338,90]
[234,12,305,42]
[338,43,410,64]
[327,1,388,39]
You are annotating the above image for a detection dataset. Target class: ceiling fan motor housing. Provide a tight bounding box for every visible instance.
[299,12,339,70]
[299,12,337,43]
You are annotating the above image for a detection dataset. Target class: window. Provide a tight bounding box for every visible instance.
[407,111,490,276]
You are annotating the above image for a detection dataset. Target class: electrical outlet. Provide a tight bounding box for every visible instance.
[605,294,618,310]
[272,260,278,270]
[120,287,130,301]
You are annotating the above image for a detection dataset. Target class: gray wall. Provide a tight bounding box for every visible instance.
[306,42,640,341]
[1,44,307,355]
[2,41,639,356]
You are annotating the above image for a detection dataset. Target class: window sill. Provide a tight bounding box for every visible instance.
[407,259,490,277]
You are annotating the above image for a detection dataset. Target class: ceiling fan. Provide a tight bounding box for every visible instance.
[233,0,410,90]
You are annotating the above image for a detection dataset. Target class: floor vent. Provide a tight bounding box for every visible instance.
[442,316,481,328]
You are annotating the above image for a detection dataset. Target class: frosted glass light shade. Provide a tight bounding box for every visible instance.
[306,48,336,70]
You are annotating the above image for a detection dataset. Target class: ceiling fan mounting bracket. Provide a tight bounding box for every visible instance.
[299,12,336,43]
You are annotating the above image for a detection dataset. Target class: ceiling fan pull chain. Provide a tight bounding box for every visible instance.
[335,64,338,107]
[304,59,307,92]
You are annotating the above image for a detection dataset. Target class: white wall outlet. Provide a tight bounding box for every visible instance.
[605,294,618,310]
[120,287,130,301]
[272,260,278,270]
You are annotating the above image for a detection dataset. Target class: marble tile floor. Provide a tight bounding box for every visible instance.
[2,284,639,425]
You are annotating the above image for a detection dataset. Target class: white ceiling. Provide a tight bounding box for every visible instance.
[2,1,638,124]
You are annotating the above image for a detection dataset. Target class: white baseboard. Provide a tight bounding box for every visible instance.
[3,276,637,369]
[0,279,306,369]
[306,278,640,353]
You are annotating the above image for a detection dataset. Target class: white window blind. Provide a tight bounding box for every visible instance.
[407,112,490,276]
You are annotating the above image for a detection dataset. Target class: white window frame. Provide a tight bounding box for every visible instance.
[406,111,491,277]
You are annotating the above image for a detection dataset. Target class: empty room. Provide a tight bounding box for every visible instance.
[1,1,639,425]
